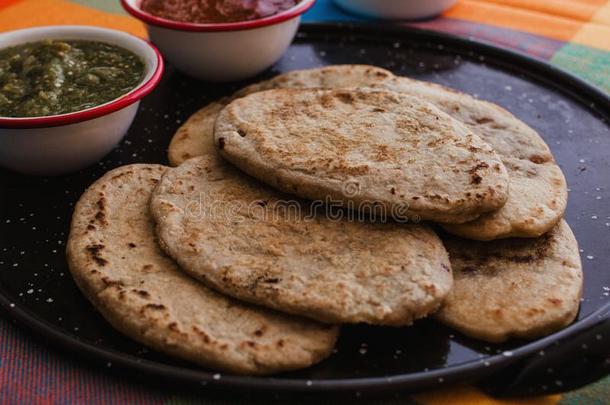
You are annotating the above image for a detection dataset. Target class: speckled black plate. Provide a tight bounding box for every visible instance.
[1,24,609,398]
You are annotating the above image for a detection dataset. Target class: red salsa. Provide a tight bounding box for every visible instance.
[140,0,301,24]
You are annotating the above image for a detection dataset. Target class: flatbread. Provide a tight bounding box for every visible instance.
[151,155,453,326]
[234,64,395,97]
[436,220,582,342]
[167,65,567,239]
[167,65,396,167]
[385,77,567,240]
[168,100,227,167]
[66,164,338,375]
[441,158,566,240]
[215,88,509,224]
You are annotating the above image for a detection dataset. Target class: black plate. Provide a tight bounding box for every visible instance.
[1,23,610,397]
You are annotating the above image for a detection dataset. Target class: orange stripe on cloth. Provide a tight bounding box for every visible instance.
[467,0,604,23]
[444,0,584,41]
[0,0,145,37]
[0,0,23,12]
[414,385,560,405]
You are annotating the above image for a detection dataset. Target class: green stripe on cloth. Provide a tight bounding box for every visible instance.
[551,43,610,94]
[559,375,610,405]
[69,0,128,15]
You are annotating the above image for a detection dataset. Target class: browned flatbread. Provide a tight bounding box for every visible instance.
[67,164,338,375]
[436,220,583,342]
[151,155,454,326]
[168,100,227,166]
[216,88,509,224]
[386,77,567,240]
[167,65,397,167]
[167,65,566,239]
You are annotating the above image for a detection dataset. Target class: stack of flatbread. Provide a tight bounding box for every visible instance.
[67,65,583,375]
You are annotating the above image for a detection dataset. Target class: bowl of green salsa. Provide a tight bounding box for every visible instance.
[0,26,164,175]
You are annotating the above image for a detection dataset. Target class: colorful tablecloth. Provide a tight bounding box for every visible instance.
[1,0,609,403]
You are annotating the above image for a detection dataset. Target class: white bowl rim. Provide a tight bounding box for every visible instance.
[0,25,164,129]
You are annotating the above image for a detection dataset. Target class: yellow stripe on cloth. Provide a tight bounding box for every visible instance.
[414,385,560,405]
[592,0,610,23]
[572,1,610,50]
[0,0,145,37]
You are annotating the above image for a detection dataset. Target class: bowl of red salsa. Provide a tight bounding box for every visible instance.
[121,0,316,82]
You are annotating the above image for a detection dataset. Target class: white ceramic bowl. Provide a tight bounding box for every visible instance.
[334,0,457,20]
[0,26,164,176]
[122,0,316,82]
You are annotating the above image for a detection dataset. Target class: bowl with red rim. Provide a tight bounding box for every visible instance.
[0,25,164,176]
[121,0,316,82]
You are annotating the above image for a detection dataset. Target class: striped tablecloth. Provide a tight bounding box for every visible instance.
[0,0,609,403]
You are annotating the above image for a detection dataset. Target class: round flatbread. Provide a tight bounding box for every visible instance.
[167,64,566,239]
[234,64,395,97]
[168,100,227,167]
[66,164,338,375]
[440,157,566,240]
[167,65,396,167]
[215,88,509,224]
[151,155,453,326]
[436,220,582,342]
[385,77,567,240]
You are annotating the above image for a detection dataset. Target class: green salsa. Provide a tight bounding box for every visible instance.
[0,39,145,118]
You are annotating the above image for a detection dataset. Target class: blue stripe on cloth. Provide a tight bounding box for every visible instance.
[302,0,369,22]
